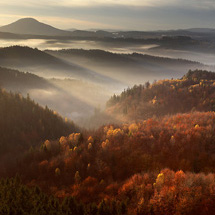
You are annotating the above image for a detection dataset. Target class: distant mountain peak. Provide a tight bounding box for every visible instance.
[0,17,71,36]
[15,17,40,23]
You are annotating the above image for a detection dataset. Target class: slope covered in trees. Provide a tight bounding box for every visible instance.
[14,111,215,214]
[0,176,127,215]
[48,49,202,67]
[0,66,112,123]
[0,66,51,91]
[0,89,78,176]
[106,70,215,122]
[47,49,210,85]
[0,46,63,66]
[0,46,117,85]
[2,69,215,214]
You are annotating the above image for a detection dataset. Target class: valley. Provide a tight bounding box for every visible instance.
[0,16,215,215]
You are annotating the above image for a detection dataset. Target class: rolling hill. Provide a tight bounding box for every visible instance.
[0,46,82,72]
[0,66,51,91]
[0,46,117,86]
[47,49,210,85]
[186,28,215,33]
[106,70,215,123]
[0,66,112,123]
[0,89,77,151]
[0,88,78,176]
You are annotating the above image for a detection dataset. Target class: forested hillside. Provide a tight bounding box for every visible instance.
[0,176,126,215]
[1,3,215,213]
[0,66,113,124]
[47,49,210,85]
[106,70,215,122]
[15,111,215,214]
[48,49,202,67]
[0,66,51,91]
[2,69,215,214]
[0,89,78,176]
[0,46,62,65]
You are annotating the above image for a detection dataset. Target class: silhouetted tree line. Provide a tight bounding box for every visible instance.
[0,46,57,64]
[184,69,215,81]
[48,48,201,68]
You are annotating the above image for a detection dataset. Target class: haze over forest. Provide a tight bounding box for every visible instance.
[0,18,214,125]
[1,1,215,214]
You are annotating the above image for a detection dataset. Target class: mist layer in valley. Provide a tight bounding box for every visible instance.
[0,46,214,128]
[0,18,215,128]
[1,38,215,65]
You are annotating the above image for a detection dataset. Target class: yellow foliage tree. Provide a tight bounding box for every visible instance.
[55,168,61,176]
[75,171,81,183]
[88,136,93,143]
[129,123,138,134]
[59,136,67,145]
[88,142,92,150]
[44,140,51,151]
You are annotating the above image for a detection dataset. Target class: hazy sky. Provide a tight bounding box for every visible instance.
[0,0,214,30]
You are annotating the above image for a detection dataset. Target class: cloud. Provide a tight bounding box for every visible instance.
[0,0,167,7]
[1,0,214,8]
[0,0,214,30]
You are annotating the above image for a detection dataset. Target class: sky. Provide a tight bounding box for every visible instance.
[0,0,214,30]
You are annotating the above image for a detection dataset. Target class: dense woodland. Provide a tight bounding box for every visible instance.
[0,66,50,91]
[47,49,202,66]
[0,177,126,215]
[0,89,77,176]
[106,70,215,122]
[0,89,77,151]
[0,46,88,77]
[14,111,215,214]
[47,48,209,86]
[2,70,215,214]
[0,46,61,65]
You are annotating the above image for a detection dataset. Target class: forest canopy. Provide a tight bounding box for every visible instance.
[106,70,215,122]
